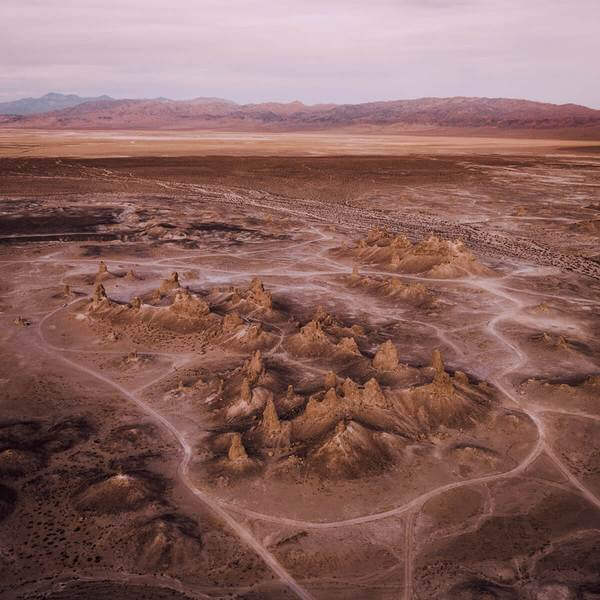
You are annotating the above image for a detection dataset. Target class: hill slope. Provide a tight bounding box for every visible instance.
[0,92,114,116]
[2,95,600,136]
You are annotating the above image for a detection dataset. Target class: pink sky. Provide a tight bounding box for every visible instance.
[1,0,599,107]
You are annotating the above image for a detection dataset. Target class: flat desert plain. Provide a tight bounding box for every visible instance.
[0,132,599,600]
[1,128,598,158]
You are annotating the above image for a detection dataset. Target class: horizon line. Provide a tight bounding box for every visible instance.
[1,91,598,112]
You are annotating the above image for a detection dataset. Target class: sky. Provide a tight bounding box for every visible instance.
[1,0,599,107]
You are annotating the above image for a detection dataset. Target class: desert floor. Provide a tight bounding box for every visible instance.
[1,128,599,158]
[0,137,599,599]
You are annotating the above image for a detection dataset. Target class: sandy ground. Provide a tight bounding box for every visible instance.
[0,145,599,600]
[0,128,599,159]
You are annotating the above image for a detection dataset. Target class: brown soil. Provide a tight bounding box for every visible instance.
[0,145,599,599]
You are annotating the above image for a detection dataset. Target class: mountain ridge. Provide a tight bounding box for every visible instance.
[0,92,115,116]
[2,93,600,136]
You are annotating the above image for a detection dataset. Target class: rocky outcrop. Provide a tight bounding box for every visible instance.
[361,378,391,410]
[300,320,328,344]
[401,349,492,432]
[13,316,31,327]
[540,332,571,351]
[454,370,469,386]
[312,305,334,326]
[247,278,273,309]
[324,371,337,389]
[308,420,396,479]
[94,260,117,283]
[337,230,494,278]
[134,513,203,573]
[292,387,342,441]
[383,279,432,304]
[88,282,113,312]
[261,398,280,432]
[93,282,107,302]
[372,340,399,371]
[73,471,165,513]
[431,348,452,389]
[221,278,274,314]
[169,289,210,318]
[205,347,495,481]
[343,271,434,307]
[342,378,361,404]
[225,376,274,420]
[222,311,243,332]
[157,272,181,296]
[285,319,334,357]
[240,378,252,404]
[129,296,142,310]
[234,322,276,350]
[86,281,221,336]
[244,350,264,384]
[345,271,433,306]
[228,433,248,461]
[258,398,291,448]
[337,336,361,355]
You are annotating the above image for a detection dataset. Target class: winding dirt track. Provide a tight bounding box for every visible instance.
[6,166,600,597]
[36,302,317,600]
[29,253,600,598]
[41,162,600,280]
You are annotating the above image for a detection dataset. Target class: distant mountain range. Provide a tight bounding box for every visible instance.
[1,92,600,137]
[0,92,114,116]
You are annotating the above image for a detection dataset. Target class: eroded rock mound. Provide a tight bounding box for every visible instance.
[372,340,399,371]
[246,277,273,309]
[89,282,112,310]
[84,276,282,348]
[244,350,265,384]
[534,331,571,351]
[254,398,292,448]
[86,281,222,335]
[73,471,166,513]
[94,260,119,283]
[285,312,366,361]
[201,348,494,481]
[335,229,494,278]
[169,288,210,318]
[222,433,258,474]
[133,513,203,572]
[225,321,278,352]
[520,374,600,413]
[217,277,274,313]
[309,420,401,478]
[228,432,248,461]
[156,271,181,297]
[125,268,140,281]
[346,268,434,306]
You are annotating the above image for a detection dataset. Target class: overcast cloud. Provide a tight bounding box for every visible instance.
[1,0,599,107]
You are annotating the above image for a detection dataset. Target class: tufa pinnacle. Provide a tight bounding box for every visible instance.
[228,433,248,461]
[372,340,399,371]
